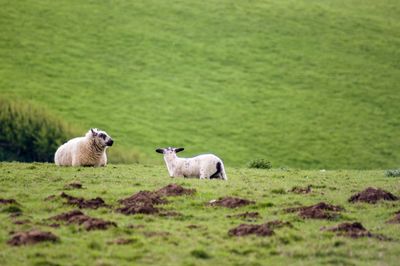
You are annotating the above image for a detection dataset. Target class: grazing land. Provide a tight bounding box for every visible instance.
[1,0,399,168]
[0,162,399,265]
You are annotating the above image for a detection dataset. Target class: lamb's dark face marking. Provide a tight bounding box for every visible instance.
[155,147,185,159]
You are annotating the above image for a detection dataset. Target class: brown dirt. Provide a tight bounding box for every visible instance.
[285,202,343,219]
[322,222,387,240]
[117,204,160,215]
[7,230,58,246]
[50,210,116,231]
[0,198,18,205]
[208,197,255,208]
[348,187,398,204]
[107,238,134,245]
[291,185,312,194]
[228,224,274,237]
[64,182,83,189]
[60,192,108,209]
[387,213,400,224]
[155,184,196,197]
[12,219,30,225]
[119,191,167,206]
[227,212,260,219]
[187,224,202,229]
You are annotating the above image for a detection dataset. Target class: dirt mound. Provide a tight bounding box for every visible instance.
[64,182,83,189]
[321,222,387,240]
[227,212,260,219]
[209,197,255,208]
[0,198,18,205]
[50,210,116,231]
[60,192,108,209]
[117,204,160,215]
[119,191,167,206]
[387,213,400,224]
[286,202,343,219]
[348,187,398,204]
[228,224,274,237]
[290,185,312,194]
[118,184,194,216]
[155,184,196,197]
[44,195,56,201]
[7,230,58,246]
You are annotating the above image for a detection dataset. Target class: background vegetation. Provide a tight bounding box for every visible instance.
[0,0,399,168]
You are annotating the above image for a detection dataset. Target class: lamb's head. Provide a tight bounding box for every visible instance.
[155,147,184,159]
[87,128,114,147]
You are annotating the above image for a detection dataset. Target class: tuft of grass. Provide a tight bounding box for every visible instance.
[248,159,272,169]
[385,169,400,177]
[190,249,211,259]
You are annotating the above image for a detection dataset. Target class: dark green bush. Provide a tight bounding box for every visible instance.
[0,98,73,162]
[247,158,272,169]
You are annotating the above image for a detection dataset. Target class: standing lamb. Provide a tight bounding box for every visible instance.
[155,147,228,180]
[54,128,114,167]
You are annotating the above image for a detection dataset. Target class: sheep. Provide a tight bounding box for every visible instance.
[155,147,228,180]
[54,128,114,167]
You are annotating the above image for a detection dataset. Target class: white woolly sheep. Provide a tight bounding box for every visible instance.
[54,128,114,167]
[155,147,228,180]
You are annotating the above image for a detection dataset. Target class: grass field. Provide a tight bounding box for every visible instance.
[0,162,399,265]
[1,0,399,169]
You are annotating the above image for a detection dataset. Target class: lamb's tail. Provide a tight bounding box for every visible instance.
[210,161,228,180]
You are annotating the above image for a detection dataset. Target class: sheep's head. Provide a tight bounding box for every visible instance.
[87,128,114,147]
[155,147,184,158]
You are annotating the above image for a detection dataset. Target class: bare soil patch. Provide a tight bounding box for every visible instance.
[229,220,291,237]
[60,192,108,209]
[7,230,58,246]
[208,197,255,208]
[50,210,116,231]
[322,222,387,240]
[285,202,343,219]
[348,187,398,204]
[118,184,194,216]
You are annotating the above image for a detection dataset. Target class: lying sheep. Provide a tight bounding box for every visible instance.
[155,147,228,180]
[54,128,114,167]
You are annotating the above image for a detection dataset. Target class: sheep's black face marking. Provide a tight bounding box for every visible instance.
[89,128,113,148]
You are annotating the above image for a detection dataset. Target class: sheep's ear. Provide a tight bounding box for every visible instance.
[155,148,164,154]
[90,128,97,136]
[175,148,184,153]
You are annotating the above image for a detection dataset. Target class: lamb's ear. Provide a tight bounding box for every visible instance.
[155,148,164,154]
[175,148,184,153]
[90,128,97,137]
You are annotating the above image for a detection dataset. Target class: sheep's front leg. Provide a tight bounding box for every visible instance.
[199,169,207,179]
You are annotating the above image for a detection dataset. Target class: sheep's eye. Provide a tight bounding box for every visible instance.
[99,133,106,140]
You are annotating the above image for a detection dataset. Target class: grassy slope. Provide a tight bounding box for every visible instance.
[0,0,399,168]
[0,162,400,266]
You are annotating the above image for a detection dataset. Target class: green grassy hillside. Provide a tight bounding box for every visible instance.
[0,163,399,265]
[1,0,399,168]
